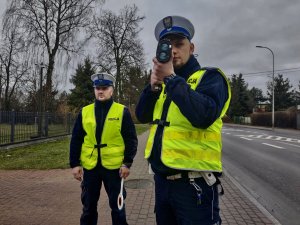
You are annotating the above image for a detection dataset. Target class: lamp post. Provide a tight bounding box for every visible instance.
[256,45,275,131]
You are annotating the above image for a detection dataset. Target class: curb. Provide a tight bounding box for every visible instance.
[223,167,281,225]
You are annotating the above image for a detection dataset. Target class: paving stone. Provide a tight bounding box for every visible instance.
[0,132,277,225]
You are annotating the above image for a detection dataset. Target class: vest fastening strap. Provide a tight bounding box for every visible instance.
[94,144,107,149]
[150,119,170,127]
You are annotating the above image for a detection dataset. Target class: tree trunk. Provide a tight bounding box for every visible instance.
[45,54,55,111]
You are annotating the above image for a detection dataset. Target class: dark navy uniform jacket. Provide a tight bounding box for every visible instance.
[135,55,229,176]
[70,98,138,169]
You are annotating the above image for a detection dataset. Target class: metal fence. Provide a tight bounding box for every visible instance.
[0,111,76,147]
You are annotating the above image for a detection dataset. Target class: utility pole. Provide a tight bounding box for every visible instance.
[0,64,2,123]
[0,64,2,111]
[38,62,45,137]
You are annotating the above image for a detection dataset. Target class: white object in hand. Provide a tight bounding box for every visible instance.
[117,178,124,210]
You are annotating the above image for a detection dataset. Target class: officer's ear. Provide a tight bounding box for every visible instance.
[190,42,195,54]
[110,86,114,96]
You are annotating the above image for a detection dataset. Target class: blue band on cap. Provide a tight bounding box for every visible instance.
[93,79,113,87]
[159,26,191,39]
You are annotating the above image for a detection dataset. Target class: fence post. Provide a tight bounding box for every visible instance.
[45,111,49,137]
[67,113,71,134]
[10,110,15,143]
[38,111,42,137]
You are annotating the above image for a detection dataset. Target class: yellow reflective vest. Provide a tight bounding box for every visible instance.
[145,69,231,172]
[80,102,125,170]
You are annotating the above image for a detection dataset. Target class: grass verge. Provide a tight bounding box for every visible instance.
[0,124,149,170]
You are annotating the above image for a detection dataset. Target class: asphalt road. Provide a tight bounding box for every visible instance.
[222,125,300,225]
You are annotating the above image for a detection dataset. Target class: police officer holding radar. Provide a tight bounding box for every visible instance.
[70,73,137,225]
[135,15,231,225]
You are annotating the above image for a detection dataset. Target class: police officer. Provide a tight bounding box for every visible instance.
[70,73,137,225]
[135,15,231,225]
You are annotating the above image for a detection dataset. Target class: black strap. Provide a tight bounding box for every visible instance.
[90,144,107,159]
[94,144,107,150]
[216,177,224,195]
[150,119,170,127]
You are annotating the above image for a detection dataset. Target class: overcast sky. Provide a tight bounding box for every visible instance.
[1,0,299,93]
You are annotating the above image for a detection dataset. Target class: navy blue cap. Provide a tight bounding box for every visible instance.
[154,16,195,41]
[91,73,115,87]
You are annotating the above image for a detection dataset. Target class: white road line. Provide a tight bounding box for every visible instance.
[262,143,284,149]
[264,136,273,139]
[240,137,253,141]
[255,135,264,138]
[276,141,300,148]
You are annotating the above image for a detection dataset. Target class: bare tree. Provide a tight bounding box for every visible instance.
[90,4,145,101]
[3,0,104,110]
[0,14,30,110]
[123,66,149,107]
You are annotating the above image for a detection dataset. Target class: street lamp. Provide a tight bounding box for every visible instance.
[256,45,275,131]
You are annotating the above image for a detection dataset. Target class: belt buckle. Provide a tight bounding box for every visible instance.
[188,171,202,179]
[166,175,176,180]
[166,173,181,180]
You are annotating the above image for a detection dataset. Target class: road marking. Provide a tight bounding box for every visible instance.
[234,134,300,144]
[264,136,273,139]
[255,135,264,138]
[240,137,253,141]
[262,143,284,149]
[276,141,300,148]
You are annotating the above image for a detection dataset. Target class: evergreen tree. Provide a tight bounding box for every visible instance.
[266,74,294,110]
[247,87,266,111]
[249,87,265,102]
[228,73,249,117]
[68,57,95,111]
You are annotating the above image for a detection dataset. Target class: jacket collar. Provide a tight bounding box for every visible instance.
[174,54,201,80]
[95,98,113,109]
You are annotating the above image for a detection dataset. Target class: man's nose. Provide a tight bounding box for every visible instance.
[171,49,177,57]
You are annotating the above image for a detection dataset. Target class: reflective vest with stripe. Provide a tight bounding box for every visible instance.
[80,102,125,170]
[145,69,231,172]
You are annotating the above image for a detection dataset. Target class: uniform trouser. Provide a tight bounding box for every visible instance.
[154,174,221,225]
[80,165,128,225]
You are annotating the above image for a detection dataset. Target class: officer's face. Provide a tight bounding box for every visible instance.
[168,35,194,69]
[94,86,114,101]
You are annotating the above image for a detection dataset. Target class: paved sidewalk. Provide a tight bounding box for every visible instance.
[0,131,279,225]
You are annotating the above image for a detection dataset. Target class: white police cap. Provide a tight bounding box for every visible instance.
[154,15,195,41]
[91,73,115,87]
